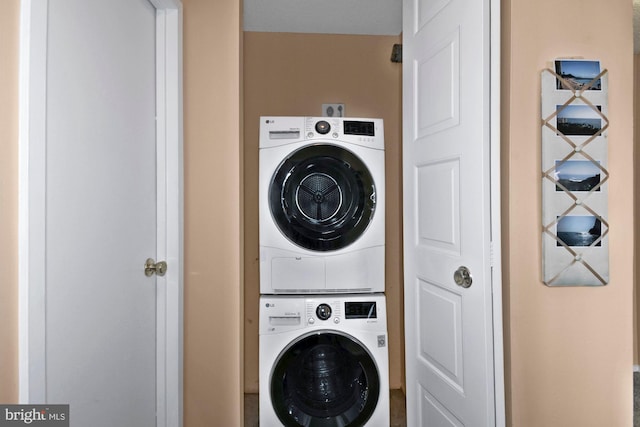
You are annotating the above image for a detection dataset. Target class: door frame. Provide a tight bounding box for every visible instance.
[490,0,506,423]
[17,1,184,426]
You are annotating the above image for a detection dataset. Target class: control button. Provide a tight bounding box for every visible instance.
[333,317,340,324]
[308,317,315,324]
[307,132,314,138]
[332,132,339,138]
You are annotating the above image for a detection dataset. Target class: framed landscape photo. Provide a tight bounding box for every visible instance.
[555,59,602,91]
[555,160,601,192]
[556,215,602,247]
[556,104,602,136]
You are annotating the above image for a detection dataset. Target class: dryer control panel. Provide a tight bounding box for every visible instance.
[304,117,379,145]
[259,116,384,150]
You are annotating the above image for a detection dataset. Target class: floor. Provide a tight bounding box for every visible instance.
[248,377,640,426]
[245,389,407,426]
[635,371,640,427]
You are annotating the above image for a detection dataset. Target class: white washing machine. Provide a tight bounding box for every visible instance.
[259,294,389,426]
[259,116,385,294]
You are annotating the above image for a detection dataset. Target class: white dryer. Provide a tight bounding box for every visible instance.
[259,116,385,294]
[259,293,389,427]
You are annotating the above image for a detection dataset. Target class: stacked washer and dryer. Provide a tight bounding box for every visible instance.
[258,116,389,426]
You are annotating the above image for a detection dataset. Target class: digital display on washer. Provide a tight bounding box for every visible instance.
[343,121,375,137]
[345,302,377,319]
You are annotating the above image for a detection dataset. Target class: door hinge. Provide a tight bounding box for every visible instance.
[489,241,495,268]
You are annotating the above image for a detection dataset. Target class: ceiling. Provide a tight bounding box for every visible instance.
[243,0,402,35]
[244,0,639,52]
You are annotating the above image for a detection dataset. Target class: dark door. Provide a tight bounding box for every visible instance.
[269,144,376,252]
[270,332,380,426]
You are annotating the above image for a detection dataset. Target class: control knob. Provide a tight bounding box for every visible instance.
[315,121,330,135]
[316,303,332,321]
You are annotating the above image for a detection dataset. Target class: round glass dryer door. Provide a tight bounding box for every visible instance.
[270,332,380,427]
[269,144,376,252]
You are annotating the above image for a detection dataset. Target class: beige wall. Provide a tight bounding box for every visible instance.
[0,0,19,404]
[183,0,244,425]
[503,0,634,425]
[242,31,404,392]
[1,0,637,425]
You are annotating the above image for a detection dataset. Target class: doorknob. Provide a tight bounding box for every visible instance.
[453,266,472,288]
[145,258,167,277]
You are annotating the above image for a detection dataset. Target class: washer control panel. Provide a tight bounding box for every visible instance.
[306,299,378,324]
[307,300,343,325]
[260,294,385,334]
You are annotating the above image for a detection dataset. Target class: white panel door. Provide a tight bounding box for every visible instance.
[402,0,497,424]
[45,0,156,425]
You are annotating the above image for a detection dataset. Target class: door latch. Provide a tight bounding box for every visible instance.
[145,258,167,277]
[453,265,473,288]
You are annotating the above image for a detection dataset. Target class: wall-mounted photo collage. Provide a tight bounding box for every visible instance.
[541,59,609,286]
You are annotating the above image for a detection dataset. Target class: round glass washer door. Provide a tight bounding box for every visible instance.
[269,144,376,252]
[270,331,380,427]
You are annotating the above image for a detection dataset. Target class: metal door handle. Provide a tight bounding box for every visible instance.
[453,266,472,288]
[145,258,167,277]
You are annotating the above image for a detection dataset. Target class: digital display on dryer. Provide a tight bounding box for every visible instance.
[343,121,375,136]
[345,302,377,319]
